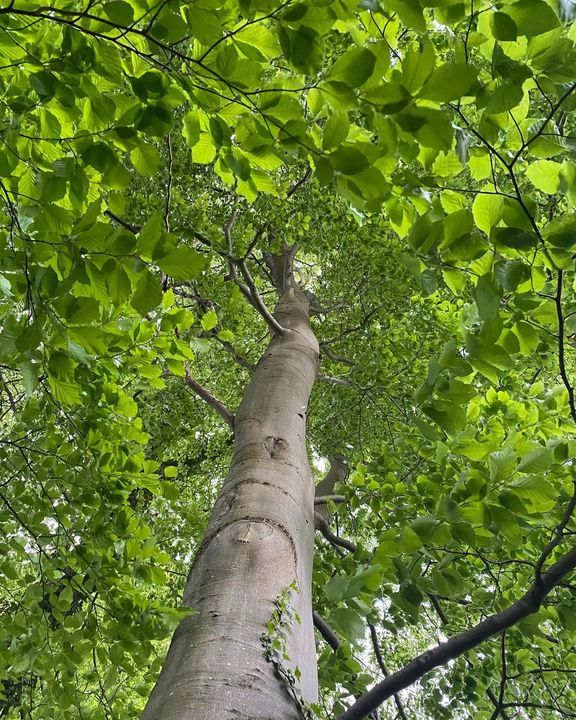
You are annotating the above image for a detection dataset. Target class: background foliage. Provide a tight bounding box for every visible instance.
[1,0,576,718]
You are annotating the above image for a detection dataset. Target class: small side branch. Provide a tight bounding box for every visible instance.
[163,134,173,232]
[317,374,355,388]
[184,370,235,431]
[368,623,409,720]
[315,454,349,524]
[286,167,312,198]
[314,512,356,554]
[213,335,256,371]
[237,257,285,335]
[313,611,340,652]
[314,495,346,506]
[555,270,576,423]
[321,345,356,367]
[313,612,380,720]
[535,478,576,581]
[224,221,287,336]
[104,209,139,234]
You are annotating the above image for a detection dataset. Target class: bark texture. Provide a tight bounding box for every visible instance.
[314,454,348,525]
[142,246,320,720]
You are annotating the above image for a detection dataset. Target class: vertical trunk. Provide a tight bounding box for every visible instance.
[142,247,320,720]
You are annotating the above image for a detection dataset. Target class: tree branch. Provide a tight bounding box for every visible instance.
[535,479,576,581]
[163,133,173,232]
[313,612,379,720]
[368,623,409,720]
[321,345,356,367]
[312,610,340,652]
[314,512,356,554]
[314,495,346,505]
[555,270,576,423]
[237,257,286,335]
[317,374,355,388]
[213,334,256,371]
[337,546,576,720]
[184,370,235,431]
[104,209,139,234]
[427,594,511,720]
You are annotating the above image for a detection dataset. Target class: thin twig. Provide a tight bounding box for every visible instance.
[368,623,409,720]
[535,479,576,581]
[163,133,173,232]
[555,270,576,423]
[237,257,285,335]
[104,209,139,233]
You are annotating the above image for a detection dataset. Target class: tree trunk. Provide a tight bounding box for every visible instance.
[142,246,320,720]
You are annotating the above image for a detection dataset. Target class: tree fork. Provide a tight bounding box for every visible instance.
[142,245,320,720]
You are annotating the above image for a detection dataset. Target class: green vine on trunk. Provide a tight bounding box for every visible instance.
[261,581,321,720]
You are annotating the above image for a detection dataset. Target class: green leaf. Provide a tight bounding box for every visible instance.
[525,159,561,194]
[485,81,525,115]
[30,70,56,100]
[322,111,350,150]
[473,273,501,320]
[492,227,537,250]
[402,40,436,92]
[518,446,553,473]
[48,377,81,406]
[186,6,223,45]
[131,270,162,316]
[363,82,412,114]
[182,111,201,146]
[278,26,322,74]
[560,160,576,206]
[82,143,118,172]
[514,320,539,354]
[136,105,173,137]
[131,143,162,176]
[419,64,478,102]
[491,12,518,41]
[489,448,516,483]
[19,361,39,396]
[329,147,369,175]
[201,310,218,331]
[399,526,423,553]
[330,607,365,640]
[423,399,466,436]
[472,194,504,235]
[494,260,530,291]
[506,0,560,37]
[329,47,376,88]
[386,0,426,31]
[103,0,134,24]
[543,213,576,249]
[157,247,206,280]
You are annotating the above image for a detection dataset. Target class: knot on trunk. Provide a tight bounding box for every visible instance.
[264,435,289,459]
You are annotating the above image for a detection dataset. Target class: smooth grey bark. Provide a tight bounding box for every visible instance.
[142,246,320,720]
[314,455,348,525]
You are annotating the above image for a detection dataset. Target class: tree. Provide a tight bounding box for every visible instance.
[1,1,576,719]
